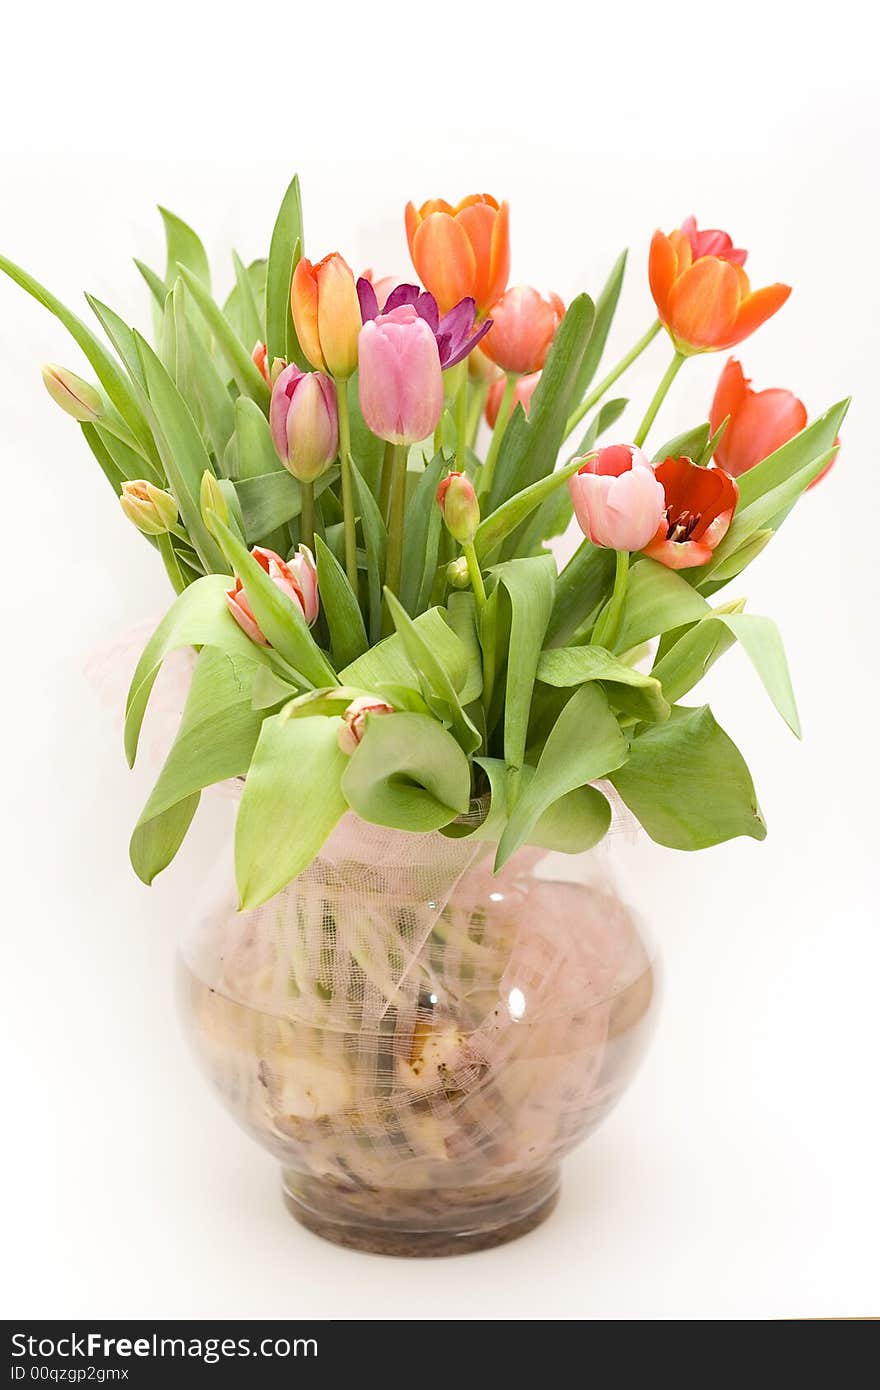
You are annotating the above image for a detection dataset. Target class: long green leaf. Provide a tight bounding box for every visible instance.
[265,175,305,365]
[400,451,447,614]
[340,606,470,694]
[572,250,627,401]
[230,250,263,350]
[615,558,709,653]
[492,556,556,769]
[537,645,669,723]
[235,713,348,908]
[351,460,387,643]
[314,535,368,668]
[736,399,849,509]
[184,315,235,461]
[175,265,270,409]
[545,540,615,647]
[159,206,211,290]
[384,591,480,753]
[475,456,584,562]
[342,711,471,833]
[467,757,612,856]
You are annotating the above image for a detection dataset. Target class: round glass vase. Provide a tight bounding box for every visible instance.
[177,807,658,1257]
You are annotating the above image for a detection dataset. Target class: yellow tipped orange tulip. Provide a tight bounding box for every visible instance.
[649,216,791,355]
[405,194,510,314]
[290,253,362,379]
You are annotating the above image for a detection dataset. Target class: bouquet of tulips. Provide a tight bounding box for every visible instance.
[3,184,847,909]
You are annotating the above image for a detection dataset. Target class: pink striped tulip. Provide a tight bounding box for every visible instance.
[569,444,666,552]
[358,305,444,445]
[270,365,338,482]
[226,545,319,645]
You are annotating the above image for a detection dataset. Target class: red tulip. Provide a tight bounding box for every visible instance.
[644,457,738,569]
[649,216,790,354]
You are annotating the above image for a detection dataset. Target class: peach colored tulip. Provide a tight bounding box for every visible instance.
[644,457,738,569]
[405,194,510,314]
[485,370,541,426]
[269,365,338,482]
[482,287,564,375]
[337,695,395,755]
[290,253,362,379]
[649,216,790,354]
[226,544,319,645]
[569,445,666,552]
[119,480,178,536]
[358,305,444,445]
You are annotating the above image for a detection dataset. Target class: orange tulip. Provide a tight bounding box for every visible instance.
[405,194,510,314]
[710,358,807,477]
[649,216,791,354]
[290,253,362,379]
[481,287,564,375]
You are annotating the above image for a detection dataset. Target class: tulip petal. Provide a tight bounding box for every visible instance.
[666,258,741,350]
[456,201,500,309]
[486,199,511,310]
[411,213,477,313]
[721,387,807,477]
[726,283,792,348]
[709,358,749,441]
[290,259,325,372]
[356,276,380,323]
[643,535,714,569]
[648,231,678,322]
[383,283,421,314]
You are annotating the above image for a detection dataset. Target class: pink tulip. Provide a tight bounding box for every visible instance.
[337,695,395,754]
[226,544,319,645]
[269,365,338,482]
[437,471,480,543]
[569,444,666,552]
[357,305,444,445]
[485,370,541,426]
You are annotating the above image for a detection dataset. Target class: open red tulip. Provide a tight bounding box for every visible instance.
[644,456,739,569]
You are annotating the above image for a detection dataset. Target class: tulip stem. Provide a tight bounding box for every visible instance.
[382,444,408,633]
[479,373,517,502]
[467,382,488,447]
[633,350,686,449]
[157,532,187,596]
[300,482,314,552]
[456,374,469,467]
[462,540,487,612]
[565,319,662,441]
[592,549,630,650]
[379,440,395,521]
[334,383,359,593]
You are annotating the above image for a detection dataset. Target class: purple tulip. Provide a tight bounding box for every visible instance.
[356,278,492,370]
[269,365,338,482]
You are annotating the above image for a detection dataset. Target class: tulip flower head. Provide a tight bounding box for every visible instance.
[486,371,541,427]
[710,357,808,478]
[337,695,395,755]
[120,480,179,536]
[482,287,565,376]
[290,253,362,379]
[569,445,666,553]
[357,279,492,370]
[649,216,791,354]
[437,471,480,544]
[405,194,510,314]
[270,364,338,482]
[357,305,444,446]
[42,364,103,422]
[226,544,319,645]
[644,457,738,569]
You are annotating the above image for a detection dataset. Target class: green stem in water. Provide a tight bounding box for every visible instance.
[565,319,662,440]
[633,350,686,449]
[334,382,359,591]
[378,440,395,521]
[479,373,517,501]
[382,443,408,634]
[157,531,186,595]
[300,481,314,552]
[592,549,630,651]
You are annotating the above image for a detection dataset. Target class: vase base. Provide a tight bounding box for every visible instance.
[282,1171,560,1257]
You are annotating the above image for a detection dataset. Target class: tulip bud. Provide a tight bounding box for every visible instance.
[270,365,339,482]
[41,364,103,422]
[446,556,472,589]
[120,480,178,536]
[337,695,395,755]
[291,253,362,379]
[481,287,565,376]
[226,544,320,646]
[200,470,229,531]
[437,471,480,544]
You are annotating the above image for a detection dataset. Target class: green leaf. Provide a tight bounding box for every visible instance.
[652,422,710,463]
[340,606,468,694]
[610,705,767,849]
[466,757,611,855]
[124,574,273,766]
[537,645,670,723]
[341,711,471,832]
[85,294,149,394]
[400,451,447,614]
[347,374,384,492]
[314,534,368,669]
[184,314,235,461]
[384,591,481,753]
[545,540,615,647]
[649,603,741,704]
[265,174,304,365]
[230,250,263,351]
[134,331,227,574]
[489,294,595,510]
[175,265,270,410]
[210,515,337,687]
[351,460,387,644]
[159,206,210,290]
[230,396,284,481]
[474,456,584,562]
[251,664,300,710]
[130,645,263,884]
[134,258,168,310]
[79,422,126,494]
[572,250,627,400]
[614,558,709,653]
[0,254,154,456]
[445,592,484,705]
[575,394,629,456]
[235,713,348,908]
[492,556,556,769]
[495,683,625,867]
[703,529,773,587]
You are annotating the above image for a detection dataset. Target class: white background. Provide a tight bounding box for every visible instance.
[1,0,878,1321]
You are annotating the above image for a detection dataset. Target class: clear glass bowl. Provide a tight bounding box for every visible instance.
[178,807,659,1255]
